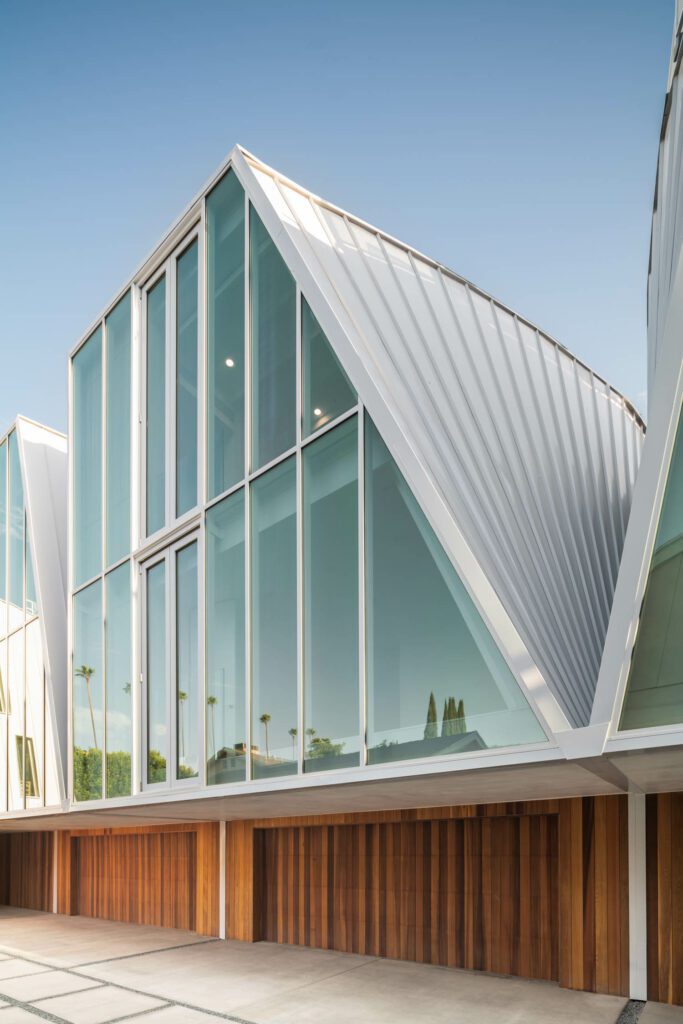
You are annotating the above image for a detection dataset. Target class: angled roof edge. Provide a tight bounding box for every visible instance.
[592,246,683,736]
[231,148,571,742]
[16,418,68,804]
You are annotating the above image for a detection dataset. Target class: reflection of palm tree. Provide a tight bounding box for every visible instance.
[260,713,271,759]
[123,682,131,696]
[75,665,98,749]
[288,727,297,760]
[178,691,187,759]
[208,695,218,758]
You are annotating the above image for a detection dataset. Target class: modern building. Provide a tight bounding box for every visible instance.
[2,5,683,1009]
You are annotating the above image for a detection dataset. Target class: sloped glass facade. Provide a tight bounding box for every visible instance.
[69,170,548,803]
[621,408,683,730]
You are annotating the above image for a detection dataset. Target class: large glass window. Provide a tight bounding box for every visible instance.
[25,618,44,806]
[303,418,359,772]
[207,171,245,499]
[302,298,356,437]
[365,415,544,763]
[621,409,683,729]
[250,208,296,470]
[106,292,131,566]
[251,458,297,778]
[8,630,24,811]
[105,562,132,797]
[146,276,166,536]
[0,440,6,637]
[146,560,167,784]
[206,489,245,785]
[73,327,102,587]
[8,431,24,631]
[176,242,198,517]
[72,580,103,801]
[176,542,199,779]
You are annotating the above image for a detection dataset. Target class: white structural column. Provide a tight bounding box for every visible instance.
[628,792,647,1000]
[219,820,226,940]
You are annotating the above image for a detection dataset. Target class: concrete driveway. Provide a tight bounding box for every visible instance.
[0,907,678,1024]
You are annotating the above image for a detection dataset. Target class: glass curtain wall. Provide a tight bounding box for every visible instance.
[621,407,683,729]
[72,580,103,800]
[0,440,6,640]
[105,293,131,566]
[8,431,24,631]
[302,298,356,437]
[250,207,296,470]
[105,562,132,797]
[146,560,167,784]
[72,327,102,587]
[251,458,297,778]
[176,242,199,517]
[206,490,245,785]
[303,417,359,771]
[207,170,245,499]
[146,277,167,536]
[176,542,199,779]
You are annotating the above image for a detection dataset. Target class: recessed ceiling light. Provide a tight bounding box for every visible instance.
[225,358,235,368]
[313,407,322,416]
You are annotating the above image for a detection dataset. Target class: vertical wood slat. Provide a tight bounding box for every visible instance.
[259,813,559,982]
[557,796,629,997]
[646,792,683,1006]
[0,832,54,911]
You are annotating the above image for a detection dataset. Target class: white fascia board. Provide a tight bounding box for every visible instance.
[592,247,683,736]
[17,417,68,802]
[231,149,571,743]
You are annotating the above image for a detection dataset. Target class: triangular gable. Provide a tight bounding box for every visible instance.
[230,147,577,740]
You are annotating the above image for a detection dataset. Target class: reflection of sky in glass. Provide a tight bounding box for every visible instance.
[655,412,683,553]
[73,580,103,751]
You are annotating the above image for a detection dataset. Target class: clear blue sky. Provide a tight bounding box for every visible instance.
[0,0,673,433]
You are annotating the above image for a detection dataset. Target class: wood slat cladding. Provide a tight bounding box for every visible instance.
[55,823,220,936]
[646,793,683,1005]
[75,831,196,930]
[259,815,559,981]
[0,832,53,912]
[557,796,629,996]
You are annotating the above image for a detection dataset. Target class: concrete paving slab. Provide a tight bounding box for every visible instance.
[123,1008,226,1024]
[82,939,376,1013]
[0,970,102,1002]
[0,1008,50,1023]
[641,1004,683,1022]
[32,984,167,1024]
[235,955,628,1024]
[0,908,208,968]
[0,962,50,983]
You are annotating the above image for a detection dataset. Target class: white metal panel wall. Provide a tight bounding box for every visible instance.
[244,157,644,726]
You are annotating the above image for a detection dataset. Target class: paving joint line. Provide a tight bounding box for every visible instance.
[0,989,74,1024]
[76,938,219,967]
[29,982,107,1004]
[0,950,260,1024]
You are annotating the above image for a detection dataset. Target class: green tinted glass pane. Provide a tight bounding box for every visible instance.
[251,457,297,778]
[365,414,544,764]
[176,542,199,780]
[146,277,166,536]
[146,560,167,784]
[25,618,43,805]
[106,292,131,566]
[8,629,24,810]
[176,242,198,517]
[303,417,359,772]
[73,580,103,801]
[105,562,132,798]
[73,328,102,586]
[621,409,683,729]
[250,208,296,470]
[8,432,24,630]
[302,298,356,437]
[206,489,245,785]
[207,171,245,498]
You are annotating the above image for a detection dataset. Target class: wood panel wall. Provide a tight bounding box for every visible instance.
[646,792,683,1005]
[260,815,558,980]
[0,832,53,912]
[55,823,220,936]
[227,796,630,997]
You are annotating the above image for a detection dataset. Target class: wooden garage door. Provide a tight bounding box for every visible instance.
[260,815,558,980]
[75,831,197,930]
